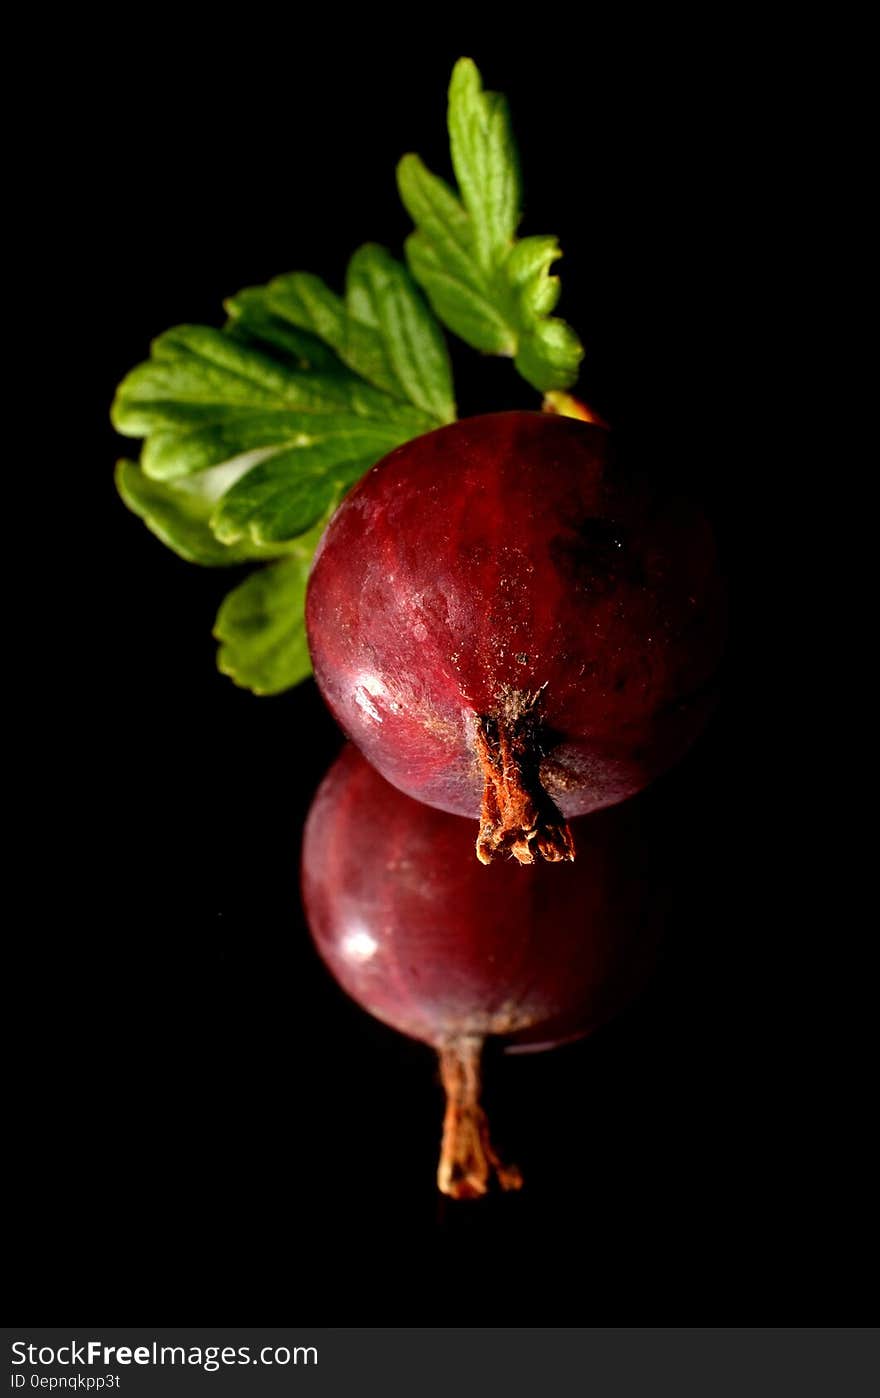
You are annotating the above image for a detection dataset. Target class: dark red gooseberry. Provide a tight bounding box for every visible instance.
[301,745,662,1199]
[306,411,724,865]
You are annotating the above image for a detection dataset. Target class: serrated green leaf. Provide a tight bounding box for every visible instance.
[113,248,450,524]
[114,327,422,451]
[505,235,563,318]
[112,242,457,694]
[345,245,455,423]
[140,407,420,483]
[447,57,521,271]
[404,230,516,355]
[397,155,481,288]
[398,59,584,392]
[266,271,397,395]
[515,317,585,393]
[224,286,344,372]
[115,460,289,566]
[264,252,455,422]
[112,329,289,439]
[211,441,382,546]
[214,556,313,694]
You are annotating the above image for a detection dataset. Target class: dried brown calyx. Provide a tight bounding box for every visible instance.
[473,686,575,866]
[436,1037,522,1199]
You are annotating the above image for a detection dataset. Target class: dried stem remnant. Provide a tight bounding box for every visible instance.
[473,687,575,866]
[437,1037,522,1199]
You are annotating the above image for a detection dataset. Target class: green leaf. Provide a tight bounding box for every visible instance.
[112,247,451,499]
[113,326,298,436]
[224,286,344,372]
[396,155,482,288]
[345,245,456,422]
[447,56,521,271]
[112,323,429,482]
[515,317,585,394]
[214,555,313,695]
[115,460,289,566]
[403,218,516,355]
[264,272,395,395]
[211,443,380,546]
[506,235,563,317]
[262,249,455,422]
[398,58,584,392]
[113,244,456,692]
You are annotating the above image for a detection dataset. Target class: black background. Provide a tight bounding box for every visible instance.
[9,25,863,1325]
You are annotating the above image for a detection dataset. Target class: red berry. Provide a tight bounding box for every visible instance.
[301,745,662,1198]
[306,412,724,865]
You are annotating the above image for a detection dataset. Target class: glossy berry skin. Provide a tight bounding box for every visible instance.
[301,745,661,1054]
[306,412,724,860]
